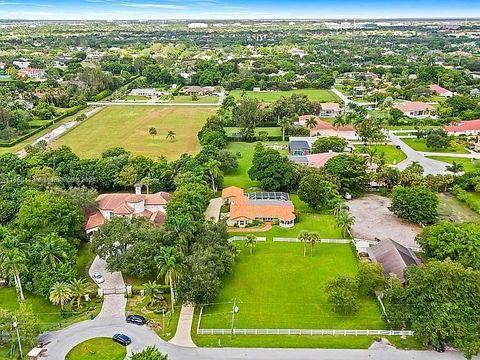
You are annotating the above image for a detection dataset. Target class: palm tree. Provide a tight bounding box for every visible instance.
[49,282,73,310]
[298,231,310,257]
[305,116,318,129]
[166,130,176,142]
[333,114,349,136]
[0,236,27,302]
[309,233,320,257]
[278,117,290,141]
[206,159,221,192]
[69,278,90,310]
[335,210,355,238]
[244,234,256,255]
[36,233,69,269]
[446,161,464,175]
[362,146,377,166]
[156,247,183,313]
[143,280,163,307]
[333,202,349,217]
[149,127,157,140]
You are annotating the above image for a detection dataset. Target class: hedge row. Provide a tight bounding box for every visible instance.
[228,135,286,142]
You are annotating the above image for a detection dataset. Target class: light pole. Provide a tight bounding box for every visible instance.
[12,316,23,358]
[230,298,239,338]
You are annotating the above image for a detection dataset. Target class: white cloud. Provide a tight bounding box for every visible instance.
[118,1,186,8]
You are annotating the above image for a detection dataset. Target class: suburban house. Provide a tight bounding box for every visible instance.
[288,136,353,156]
[319,103,341,117]
[17,68,46,80]
[289,151,340,168]
[222,186,295,228]
[181,86,215,95]
[84,183,171,236]
[444,119,480,136]
[129,88,163,97]
[12,60,30,69]
[298,115,357,139]
[392,101,433,118]
[368,239,421,282]
[429,84,453,97]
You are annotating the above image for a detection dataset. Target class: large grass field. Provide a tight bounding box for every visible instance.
[198,241,383,330]
[358,144,406,165]
[402,138,469,154]
[66,338,126,360]
[52,106,216,159]
[229,89,340,103]
[427,156,479,172]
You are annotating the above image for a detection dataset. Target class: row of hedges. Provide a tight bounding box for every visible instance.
[0,104,87,148]
[453,185,480,213]
[228,135,285,142]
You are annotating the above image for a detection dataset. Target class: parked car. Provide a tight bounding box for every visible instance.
[113,333,131,346]
[91,272,105,284]
[126,315,146,325]
[432,342,446,353]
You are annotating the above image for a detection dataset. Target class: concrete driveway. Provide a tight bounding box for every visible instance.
[205,197,222,222]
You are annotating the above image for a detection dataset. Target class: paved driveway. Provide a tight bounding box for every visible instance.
[205,197,222,222]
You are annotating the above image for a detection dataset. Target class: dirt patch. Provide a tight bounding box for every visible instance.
[348,194,421,248]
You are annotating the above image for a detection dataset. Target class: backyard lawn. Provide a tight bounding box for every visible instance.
[359,144,406,165]
[170,95,219,103]
[52,106,216,159]
[225,127,283,137]
[427,156,479,172]
[229,89,340,103]
[197,242,383,330]
[65,338,126,360]
[402,138,469,154]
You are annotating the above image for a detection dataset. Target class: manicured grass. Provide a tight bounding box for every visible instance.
[52,106,216,159]
[427,156,479,172]
[229,89,340,103]
[65,338,126,360]
[170,95,219,103]
[402,138,469,154]
[198,241,383,330]
[223,141,288,189]
[225,127,283,137]
[28,119,52,127]
[359,145,406,165]
[124,95,149,101]
[454,191,480,214]
[76,242,96,281]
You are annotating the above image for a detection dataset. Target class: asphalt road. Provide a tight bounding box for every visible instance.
[40,317,474,360]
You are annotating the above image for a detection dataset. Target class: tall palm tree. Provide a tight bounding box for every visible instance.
[309,232,320,257]
[333,114,349,136]
[362,146,377,166]
[333,202,349,217]
[244,234,256,255]
[143,280,163,307]
[278,117,290,141]
[298,231,310,257]
[36,233,69,269]
[69,278,90,310]
[166,130,176,142]
[446,161,464,175]
[206,159,221,192]
[305,116,318,130]
[156,247,183,313]
[335,210,355,238]
[0,236,27,302]
[49,282,73,310]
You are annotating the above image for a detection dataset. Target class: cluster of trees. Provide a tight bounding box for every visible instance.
[391,185,438,224]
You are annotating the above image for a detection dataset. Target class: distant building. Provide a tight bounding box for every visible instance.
[429,84,453,97]
[319,103,341,117]
[188,22,208,29]
[298,115,357,139]
[130,88,163,97]
[13,60,30,69]
[392,102,433,118]
[222,186,295,228]
[18,68,46,80]
[289,151,340,168]
[181,86,214,95]
[444,119,480,136]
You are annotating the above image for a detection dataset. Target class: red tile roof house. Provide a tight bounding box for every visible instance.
[298,115,357,139]
[17,68,46,80]
[444,119,480,136]
[84,183,171,237]
[392,102,434,119]
[221,186,295,228]
[429,84,453,98]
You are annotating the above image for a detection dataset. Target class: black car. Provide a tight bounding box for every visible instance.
[112,333,131,346]
[432,342,446,353]
[126,314,147,325]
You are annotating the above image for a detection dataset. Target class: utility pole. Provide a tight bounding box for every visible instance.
[12,316,23,358]
[230,298,238,338]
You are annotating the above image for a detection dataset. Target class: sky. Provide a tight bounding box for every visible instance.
[0,0,479,20]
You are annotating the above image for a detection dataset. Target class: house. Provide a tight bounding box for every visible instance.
[319,103,341,117]
[181,86,214,95]
[288,139,312,155]
[289,151,340,168]
[368,239,421,282]
[298,115,357,139]
[392,102,433,118]
[13,60,30,69]
[429,84,453,97]
[130,88,163,97]
[188,22,208,28]
[444,119,480,136]
[84,183,171,236]
[17,68,46,80]
[221,186,295,228]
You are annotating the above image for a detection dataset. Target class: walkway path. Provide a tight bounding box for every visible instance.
[169,305,196,347]
[227,222,273,232]
[388,132,448,175]
[420,151,480,159]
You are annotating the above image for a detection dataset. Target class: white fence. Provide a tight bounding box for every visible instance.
[197,328,413,336]
[273,237,352,244]
[228,236,266,242]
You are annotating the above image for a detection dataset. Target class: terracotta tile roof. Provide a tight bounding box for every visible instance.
[126,194,144,203]
[151,211,167,226]
[299,115,354,131]
[84,210,105,231]
[113,202,134,215]
[393,101,432,113]
[96,192,170,210]
[320,103,340,111]
[305,152,340,168]
[230,202,296,222]
[444,119,480,132]
[222,186,245,199]
[429,84,450,95]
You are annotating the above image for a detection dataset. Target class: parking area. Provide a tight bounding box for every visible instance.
[348,194,421,248]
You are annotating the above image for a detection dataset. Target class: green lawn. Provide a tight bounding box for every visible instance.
[229,89,340,103]
[402,138,469,154]
[359,145,406,165]
[454,190,480,214]
[225,127,283,137]
[76,242,96,281]
[223,141,288,189]
[52,106,216,159]
[124,95,149,101]
[170,95,219,103]
[437,193,480,223]
[427,156,479,172]
[65,338,126,360]
[198,241,383,330]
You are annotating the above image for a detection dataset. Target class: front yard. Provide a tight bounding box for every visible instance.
[402,138,469,154]
[229,89,340,103]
